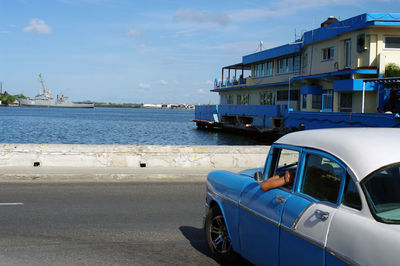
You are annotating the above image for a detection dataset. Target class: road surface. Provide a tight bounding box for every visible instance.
[0,181,246,265]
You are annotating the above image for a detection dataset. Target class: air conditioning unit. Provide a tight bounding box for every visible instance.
[357,34,367,52]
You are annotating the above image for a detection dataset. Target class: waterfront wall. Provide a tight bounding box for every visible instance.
[0,144,269,169]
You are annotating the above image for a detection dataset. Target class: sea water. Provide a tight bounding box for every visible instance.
[0,107,263,145]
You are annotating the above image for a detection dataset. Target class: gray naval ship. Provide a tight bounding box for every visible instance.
[17,74,94,108]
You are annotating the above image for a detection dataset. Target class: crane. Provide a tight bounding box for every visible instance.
[38,73,47,94]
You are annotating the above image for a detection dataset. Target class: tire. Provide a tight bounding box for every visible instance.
[204,206,234,262]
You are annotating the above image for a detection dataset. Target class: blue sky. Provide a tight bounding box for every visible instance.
[1,0,399,104]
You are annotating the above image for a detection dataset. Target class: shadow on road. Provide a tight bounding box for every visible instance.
[179,226,252,266]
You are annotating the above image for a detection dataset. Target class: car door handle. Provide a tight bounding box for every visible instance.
[315,210,329,221]
[275,195,286,204]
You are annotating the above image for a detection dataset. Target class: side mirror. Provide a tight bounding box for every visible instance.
[254,171,264,182]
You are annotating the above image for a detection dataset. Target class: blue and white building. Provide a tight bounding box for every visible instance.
[194,13,400,134]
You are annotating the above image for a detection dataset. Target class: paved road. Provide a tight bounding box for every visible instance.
[0,181,248,266]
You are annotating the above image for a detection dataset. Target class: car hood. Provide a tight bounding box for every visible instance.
[238,168,264,178]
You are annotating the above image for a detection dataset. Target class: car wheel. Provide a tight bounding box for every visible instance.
[205,206,234,262]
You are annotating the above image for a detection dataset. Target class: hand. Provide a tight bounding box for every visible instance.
[284,169,295,184]
[284,170,291,184]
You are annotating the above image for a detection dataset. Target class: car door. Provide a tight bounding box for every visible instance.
[279,150,346,266]
[238,146,300,266]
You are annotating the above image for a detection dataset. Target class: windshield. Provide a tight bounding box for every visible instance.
[362,163,400,223]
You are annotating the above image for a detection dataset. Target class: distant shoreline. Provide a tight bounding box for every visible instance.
[0,103,195,110]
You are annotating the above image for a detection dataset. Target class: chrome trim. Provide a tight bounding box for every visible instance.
[293,192,317,203]
[291,202,313,228]
[209,187,238,207]
[293,192,340,208]
[239,204,279,227]
[280,224,324,249]
[326,247,359,265]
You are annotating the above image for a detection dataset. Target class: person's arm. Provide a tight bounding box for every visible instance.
[260,174,286,191]
[260,170,293,191]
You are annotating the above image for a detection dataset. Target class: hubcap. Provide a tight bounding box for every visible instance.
[210,215,231,253]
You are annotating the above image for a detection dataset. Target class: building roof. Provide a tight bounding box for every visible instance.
[303,13,400,46]
[242,43,302,65]
[275,128,400,181]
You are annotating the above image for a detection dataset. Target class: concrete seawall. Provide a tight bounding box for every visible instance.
[0,144,269,169]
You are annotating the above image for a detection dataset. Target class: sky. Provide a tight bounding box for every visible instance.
[1,0,400,104]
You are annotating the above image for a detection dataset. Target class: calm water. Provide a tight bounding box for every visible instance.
[0,107,263,145]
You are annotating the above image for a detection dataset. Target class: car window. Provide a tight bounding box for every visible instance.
[273,148,299,176]
[362,163,400,223]
[342,173,362,210]
[300,153,344,204]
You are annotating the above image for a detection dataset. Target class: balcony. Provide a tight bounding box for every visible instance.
[214,77,247,90]
[213,62,251,91]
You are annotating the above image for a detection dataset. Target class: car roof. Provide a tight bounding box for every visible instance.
[275,128,400,181]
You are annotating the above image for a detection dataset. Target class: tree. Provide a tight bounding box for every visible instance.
[385,63,400,77]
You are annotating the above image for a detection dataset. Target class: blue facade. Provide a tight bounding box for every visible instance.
[194,105,218,122]
[303,13,400,46]
[333,79,378,92]
[243,43,302,65]
[195,104,400,132]
[301,85,323,95]
[284,111,400,130]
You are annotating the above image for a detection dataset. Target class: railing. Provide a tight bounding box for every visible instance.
[214,78,247,89]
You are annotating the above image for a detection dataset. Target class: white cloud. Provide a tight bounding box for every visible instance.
[138,83,151,89]
[162,56,181,63]
[159,80,168,85]
[228,0,353,22]
[198,88,208,95]
[132,43,148,50]
[202,41,280,55]
[23,19,52,34]
[127,29,145,36]
[173,8,229,26]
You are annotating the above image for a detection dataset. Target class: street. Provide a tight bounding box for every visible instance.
[0,181,234,265]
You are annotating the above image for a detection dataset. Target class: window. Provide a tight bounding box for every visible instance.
[384,36,400,49]
[237,94,250,105]
[267,61,274,75]
[340,93,352,112]
[322,90,333,112]
[362,163,400,223]
[343,173,362,210]
[254,61,274,77]
[345,40,351,68]
[293,55,301,72]
[302,94,307,109]
[267,148,299,180]
[300,154,345,204]
[260,92,274,105]
[312,94,322,109]
[322,47,334,60]
[227,95,233,105]
[277,90,299,101]
[277,55,301,74]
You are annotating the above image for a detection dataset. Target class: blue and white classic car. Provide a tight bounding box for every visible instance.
[204,128,400,266]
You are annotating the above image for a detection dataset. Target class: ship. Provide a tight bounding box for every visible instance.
[17,74,94,108]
